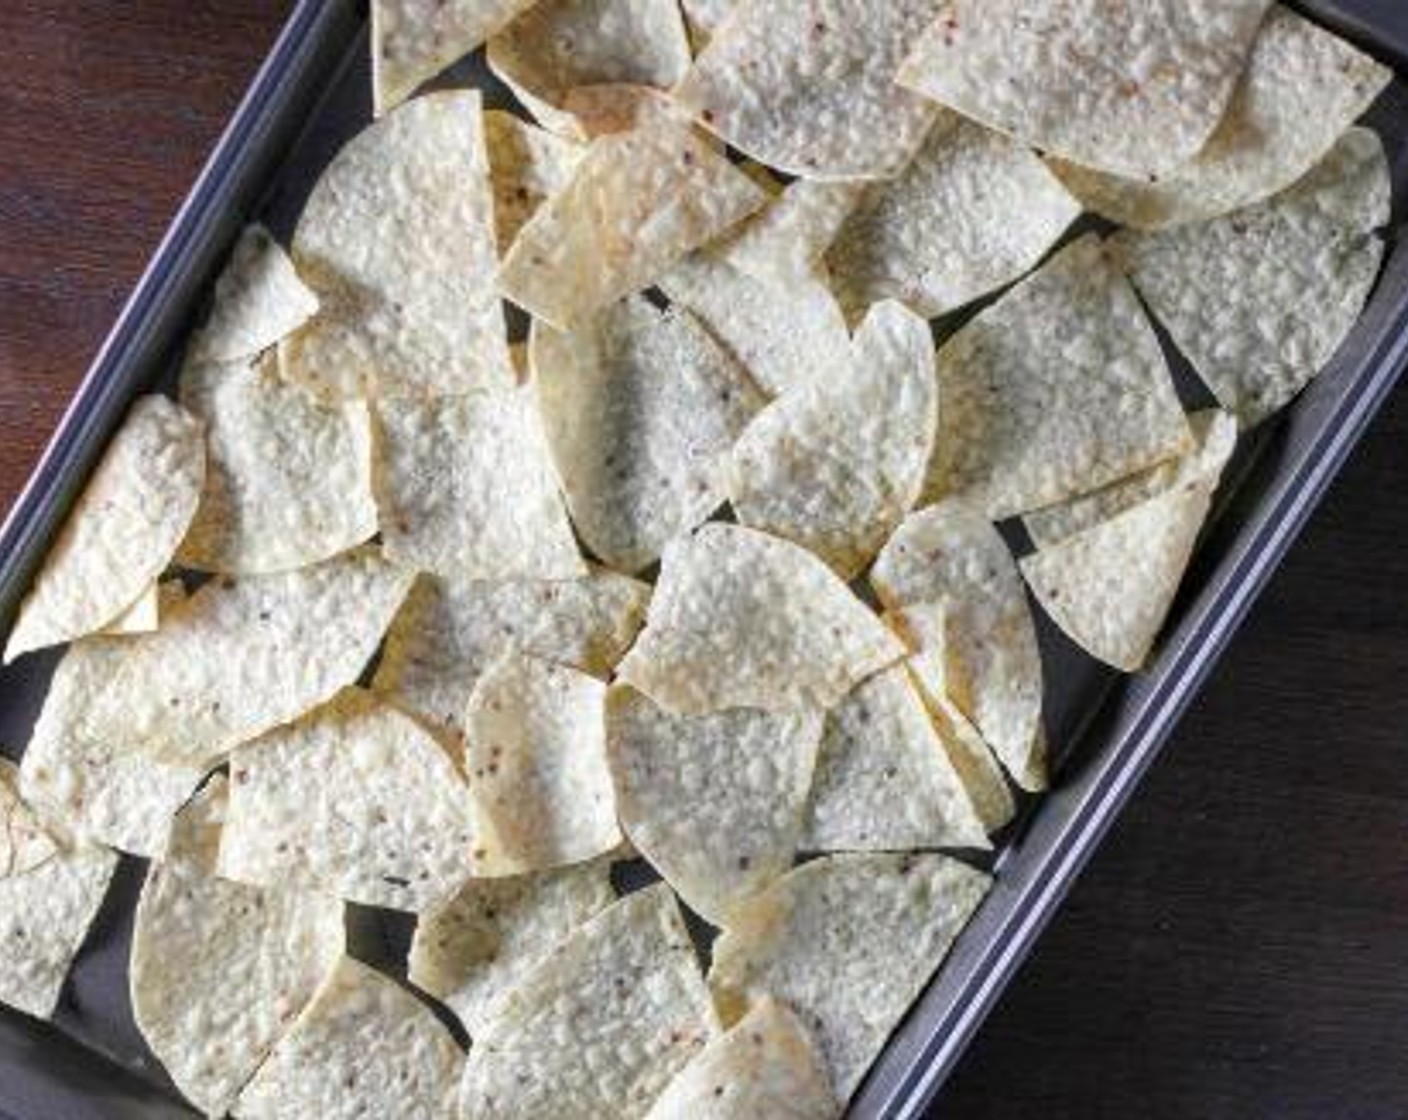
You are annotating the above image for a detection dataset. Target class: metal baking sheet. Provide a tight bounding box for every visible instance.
[1,3,1407,1117]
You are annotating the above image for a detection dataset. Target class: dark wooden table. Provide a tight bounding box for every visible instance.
[2,4,1407,1119]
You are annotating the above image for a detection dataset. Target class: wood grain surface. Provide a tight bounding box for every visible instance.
[1,4,1407,1119]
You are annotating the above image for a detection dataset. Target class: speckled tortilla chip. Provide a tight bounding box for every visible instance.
[484,110,583,248]
[459,885,718,1119]
[463,653,618,877]
[674,0,942,180]
[709,853,990,1101]
[285,90,513,398]
[4,395,204,663]
[487,0,691,140]
[898,0,1272,179]
[801,666,989,854]
[409,856,616,1035]
[1025,410,1237,548]
[872,502,1046,791]
[177,356,377,575]
[0,759,119,1020]
[219,689,477,912]
[131,778,344,1117]
[499,112,767,329]
[190,225,319,364]
[721,178,864,291]
[606,686,822,924]
[827,113,1079,321]
[925,234,1191,519]
[617,524,906,714]
[729,301,937,578]
[644,997,839,1120]
[86,548,413,771]
[371,0,539,115]
[532,296,764,573]
[1051,8,1392,230]
[237,956,464,1120]
[373,390,585,582]
[659,251,852,396]
[1114,128,1389,427]
[99,583,159,635]
[373,569,649,741]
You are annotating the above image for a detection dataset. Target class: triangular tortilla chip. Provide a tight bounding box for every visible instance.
[617,524,906,714]
[827,113,1080,321]
[872,502,1046,791]
[237,956,464,1119]
[499,111,767,329]
[644,996,839,1120]
[606,686,823,923]
[1051,7,1392,230]
[131,777,344,1117]
[729,301,937,577]
[925,234,1191,519]
[0,759,119,1020]
[1025,410,1237,548]
[709,853,990,1101]
[219,689,477,912]
[463,652,619,877]
[1114,127,1389,427]
[720,177,865,292]
[177,355,377,575]
[4,395,204,663]
[373,390,586,582]
[459,885,718,1118]
[371,0,539,115]
[674,0,941,179]
[285,90,513,398]
[801,665,989,853]
[99,583,159,635]
[483,110,583,248]
[189,224,319,364]
[409,855,616,1035]
[532,296,764,573]
[373,569,649,741]
[897,0,1271,179]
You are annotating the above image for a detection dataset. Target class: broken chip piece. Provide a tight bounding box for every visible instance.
[189,224,319,364]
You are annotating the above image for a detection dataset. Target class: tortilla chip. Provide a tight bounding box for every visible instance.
[484,110,583,248]
[897,0,1271,179]
[98,583,159,635]
[674,0,941,179]
[459,884,718,1118]
[1114,127,1389,427]
[709,853,990,1101]
[1021,466,1223,672]
[462,652,619,877]
[826,113,1080,321]
[131,777,343,1117]
[644,996,839,1120]
[371,0,539,115]
[925,234,1191,519]
[659,251,852,397]
[285,90,513,398]
[373,390,585,582]
[1025,410,1237,548]
[729,301,937,577]
[409,855,616,1035]
[1051,7,1392,230]
[801,666,989,854]
[532,296,765,573]
[4,395,204,663]
[720,177,865,292]
[499,111,767,329]
[189,225,319,364]
[487,0,691,140]
[872,501,1045,791]
[177,356,377,575]
[0,760,118,1020]
[237,956,464,1119]
[606,686,823,923]
[220,689,476,912]
[617,524,906,714]
[558,82,686,138]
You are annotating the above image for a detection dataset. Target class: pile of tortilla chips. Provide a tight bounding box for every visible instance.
[0,1,1394,1115]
